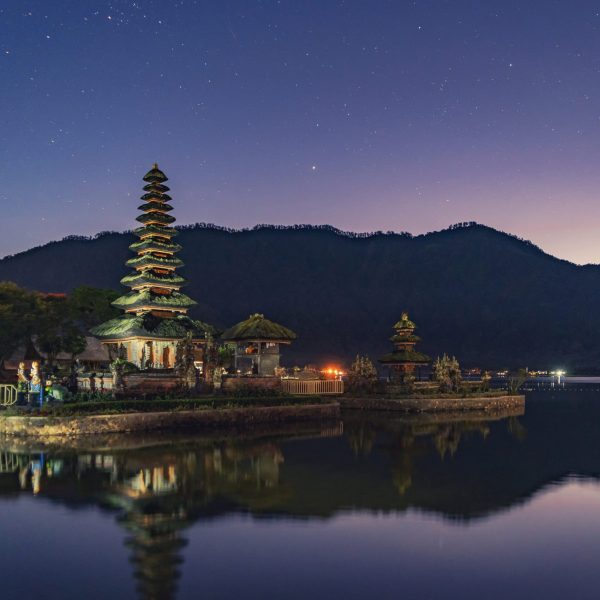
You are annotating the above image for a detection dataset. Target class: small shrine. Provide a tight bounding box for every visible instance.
[379,312,430,382]
[91,164,214,370]
[221,314,296,376]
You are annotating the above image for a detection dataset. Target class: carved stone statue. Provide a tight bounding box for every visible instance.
[68,361,79,394]
[175,333,196,389]
[212,367,224,391]
[16,362,28,404]
[30,361,41,390]
[110,359,126,394]
[28,361,42,405]
[17,362,28,390]
[203,332,219,386]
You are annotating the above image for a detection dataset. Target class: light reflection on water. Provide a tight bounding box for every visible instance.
[0,390,599,599]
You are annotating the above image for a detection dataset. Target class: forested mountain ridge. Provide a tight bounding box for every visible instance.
[1,222,599,370]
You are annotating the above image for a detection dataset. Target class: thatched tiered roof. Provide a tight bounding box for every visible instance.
[111,289,196,312]
[92,314,215,340]
[92,164,212,341]
[379,312,430,366]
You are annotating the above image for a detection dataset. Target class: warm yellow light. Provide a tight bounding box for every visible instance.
[320,366,345,379]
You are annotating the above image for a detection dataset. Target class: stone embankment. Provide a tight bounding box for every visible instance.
[0,403,340,438]
[0,420,345,453]
[340,394,525,413]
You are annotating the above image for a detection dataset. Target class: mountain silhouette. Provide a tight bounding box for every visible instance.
[1,222,599,369]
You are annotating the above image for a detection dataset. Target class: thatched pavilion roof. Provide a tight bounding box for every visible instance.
[221,313,296,342]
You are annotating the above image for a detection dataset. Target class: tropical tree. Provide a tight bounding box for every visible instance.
[0,281,120,368]
[347,355,379,394]
[0,282,40,365]
[433,354,462,393]
[68,285,120,329]
[217,344,235,369]
[508,368,528,394]
[36,294,86,367]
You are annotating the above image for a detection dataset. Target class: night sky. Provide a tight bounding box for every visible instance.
[2,1,600,263]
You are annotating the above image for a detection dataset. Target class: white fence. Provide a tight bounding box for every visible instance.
[0,385,17,406]
[282,379,344,396]
[0,452,21,473]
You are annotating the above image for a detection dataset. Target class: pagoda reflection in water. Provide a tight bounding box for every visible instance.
[0,412,548,599]
[0,430,326,599]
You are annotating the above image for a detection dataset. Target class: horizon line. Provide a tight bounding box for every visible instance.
[1,221,596,268]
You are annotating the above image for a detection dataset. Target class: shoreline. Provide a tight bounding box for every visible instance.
[342,405,525,428]
[0,394,525,439]
[0,402,340,438]
[340,394,525,413]
[0,420,345,453]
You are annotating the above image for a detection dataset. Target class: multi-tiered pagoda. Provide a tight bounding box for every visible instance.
[92,164,213,369]
[379,312,430,382]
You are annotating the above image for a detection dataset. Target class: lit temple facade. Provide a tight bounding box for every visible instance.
[92,164,214,369]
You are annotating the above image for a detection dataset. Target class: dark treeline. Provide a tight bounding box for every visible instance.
[0,284,119,367]
[3,221,552,257]
[1,222,599,370]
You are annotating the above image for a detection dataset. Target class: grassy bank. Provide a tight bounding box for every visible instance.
[3,395,327,417]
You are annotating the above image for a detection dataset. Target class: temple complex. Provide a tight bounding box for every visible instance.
[221,313,296,376]
[91,164,214,370]
[379,312,430,382]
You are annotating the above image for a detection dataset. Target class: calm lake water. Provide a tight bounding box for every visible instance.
[0,390,599,600]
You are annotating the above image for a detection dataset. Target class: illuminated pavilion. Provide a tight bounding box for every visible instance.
[221,313,296,376]
[92,164,214,369]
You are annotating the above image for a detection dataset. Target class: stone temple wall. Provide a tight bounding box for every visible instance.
[78,372,182,395]
[222,376,282,393]
[77,373,284,396]
[77,374,113,392]
[122,372,182,394]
